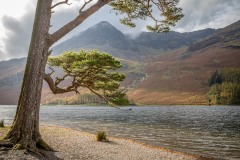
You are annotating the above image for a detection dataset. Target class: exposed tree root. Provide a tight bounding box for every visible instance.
[0,125,55,158]
[0,141,13,148]
[0,137,55,157]
[37,138,55,151]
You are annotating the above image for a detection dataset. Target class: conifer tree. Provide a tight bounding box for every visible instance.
[0,0,183,154]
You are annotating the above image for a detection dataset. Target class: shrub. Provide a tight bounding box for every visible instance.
[96,131,107,142]
[0,119,4,128]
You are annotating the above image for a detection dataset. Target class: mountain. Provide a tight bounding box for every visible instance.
[0,58,26,79]
[187,20,240,52]
[0,57,26,88]
[135,28,215,50]
[52,21,215,60]
[0,58,26,104]
[1,20,240,105]
[52,21,144,59]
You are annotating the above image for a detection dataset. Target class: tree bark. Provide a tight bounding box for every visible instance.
[1,0,53,152]
[0,0,110,154]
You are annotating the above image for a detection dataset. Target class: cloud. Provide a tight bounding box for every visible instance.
[0,50,6,60]
[0,45,9,61]
[0,0,240,60]
[1,6,35,59]
[174,0,240,32]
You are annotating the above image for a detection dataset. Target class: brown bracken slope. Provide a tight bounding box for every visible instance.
[127,46,240,105]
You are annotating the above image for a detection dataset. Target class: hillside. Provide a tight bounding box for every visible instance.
[0,58,25,104]
[188,20,240,52]
[127,47,240,105]
[127,20,240,104]
[0,20,239,105]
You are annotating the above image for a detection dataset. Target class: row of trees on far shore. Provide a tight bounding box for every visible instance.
[46,93,106,105]
[207,68,240,105]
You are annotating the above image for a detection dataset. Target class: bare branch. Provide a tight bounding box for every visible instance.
[43,73,80,94]
[79,0,94,13]
[48,66,55,76]
[83,84,114,106]
[51,0,72,9]
[83,84,128,110]
[55,74,69,86]
[48,0,111,46]
[48,50,53,56]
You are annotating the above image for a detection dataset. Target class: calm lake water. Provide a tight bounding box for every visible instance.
[0,105,240,159]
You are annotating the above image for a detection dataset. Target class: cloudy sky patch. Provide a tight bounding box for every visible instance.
[175,0,240,32]
[0,0,239,61]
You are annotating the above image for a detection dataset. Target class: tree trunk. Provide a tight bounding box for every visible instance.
[0,0,110,154]
[1,0,53,153]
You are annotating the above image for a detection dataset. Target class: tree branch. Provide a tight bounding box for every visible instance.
[83,83,127,110]
[48,0,111,46]
[83,84,115,107]
[51,0,72,9]
[55,74,69,86]
[48,50,53,56]
[43,73,80,94]
[48,66,55,76]
[79,0,94,13]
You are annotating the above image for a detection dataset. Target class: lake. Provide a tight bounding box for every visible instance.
[0,105,239,159]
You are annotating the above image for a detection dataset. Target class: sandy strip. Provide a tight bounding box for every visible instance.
[0,125,209,160]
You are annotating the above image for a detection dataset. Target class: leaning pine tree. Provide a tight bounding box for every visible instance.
[0,0,183,155]
[44,50,129,106]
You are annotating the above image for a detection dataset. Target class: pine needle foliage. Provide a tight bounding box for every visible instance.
[47,50,129,106]
[110,0,183,32]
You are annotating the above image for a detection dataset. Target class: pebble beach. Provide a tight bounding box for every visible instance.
[0,125,210,160]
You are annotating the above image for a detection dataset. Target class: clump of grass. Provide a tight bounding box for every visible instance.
[0,119,4,128]
[96,131,107,142]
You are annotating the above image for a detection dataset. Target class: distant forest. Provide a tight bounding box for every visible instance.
[208,68,240,105]
[46,93,106,105]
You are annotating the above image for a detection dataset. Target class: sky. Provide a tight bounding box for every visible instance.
[0,0,240,61]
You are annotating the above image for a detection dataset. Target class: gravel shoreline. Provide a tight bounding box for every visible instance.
[0,125,210,160]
